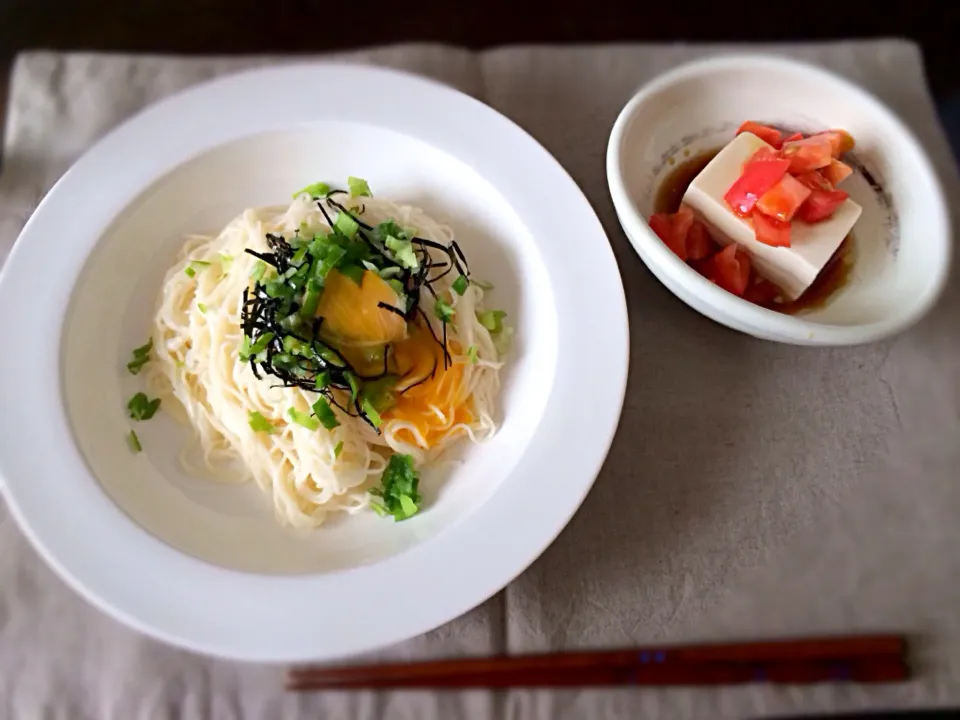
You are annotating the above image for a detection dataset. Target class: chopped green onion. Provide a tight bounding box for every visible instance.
[361,375,397,414]
[197,302,208,313]
[434,297,455,323]
[361,397,382,428]
[345,371,361,404]
[239,331,274,361]
[386,278,406,298]
[385,235,418,270]
[314,371,331,390]
[273,353,296,368]
[317,245,346,279]
[292,181,331,199]
[287,407,320,431]
[334,441,344,459]
[291,245,309,266]
[264,280,291,298]
[467,345,478,364]
[477,309,507,333]
[335,211,359,238]
[184,260,211,278]
[375,220,404,238]
[219,253,234,271]
[299,284,323,319]
[368,454,421,521]
[283,335,307,355]
[126,430,142,454]
[338,263,365,285]
[312,397,340,430]
[126,338,153,375]
[127,392,161,421]
[452,274,469,296]
[379,266,403,279]
[361,260,379,273]
[399,494,418,517]
[348,176,372,197]
[250,260,267,282]
[315,344,346,367]
[248,411,275,434]
[472,279,494,291]
[280,313,301,332]
[309,235,331,260]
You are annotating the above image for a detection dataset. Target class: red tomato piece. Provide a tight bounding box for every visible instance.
[797,188,849,223]
[685,220,717,261]
[724,154,791,217]
[672,205,694,240]
[773,131,804,149]
[737,121,782,147]
[816,129,855,157]
[743,277,782,307]
[753,211,792,247]
[648,206,694,260]
[779,135,834,172]
[794,170,834,191]
[750,147,781,163]
[756,173,812,222]
[704,244,751,297]
[821,159,853,186]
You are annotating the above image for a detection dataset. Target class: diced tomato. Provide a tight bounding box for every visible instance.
[797,188,849,223]
[753,211,791,247]
[750,147,781,163]
[756,173,812,222]
[648,206,694,260]
[743,277,782,307]
[821,159,853,186]
[775,132,804,149]
[685,220,716,261]
[815,129,855,157]
[779,135,834,173]
[724,154,791,217]
[794,170,834,191]
[737,121,782,147]
[704,244,751,297]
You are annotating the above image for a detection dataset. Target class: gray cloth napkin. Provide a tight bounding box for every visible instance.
[1,41,958,720]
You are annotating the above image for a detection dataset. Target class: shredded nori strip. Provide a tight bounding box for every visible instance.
[239,192,466,428]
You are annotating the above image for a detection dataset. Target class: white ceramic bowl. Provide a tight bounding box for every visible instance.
[0,64,628,661]
[607,54,952,345]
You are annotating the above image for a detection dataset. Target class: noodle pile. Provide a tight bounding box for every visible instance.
[144,192,504,528]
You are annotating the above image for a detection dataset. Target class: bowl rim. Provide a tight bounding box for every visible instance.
[606,53,952,345]
[0,62,629,662]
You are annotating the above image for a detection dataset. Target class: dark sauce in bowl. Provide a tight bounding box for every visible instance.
[653,149,854,315]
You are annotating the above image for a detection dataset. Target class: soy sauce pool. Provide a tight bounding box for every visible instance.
[653,149,854,315]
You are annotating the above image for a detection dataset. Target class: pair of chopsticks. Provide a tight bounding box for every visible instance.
[287,634,908,691]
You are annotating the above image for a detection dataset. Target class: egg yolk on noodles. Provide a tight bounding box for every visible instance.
[317,268,473,448]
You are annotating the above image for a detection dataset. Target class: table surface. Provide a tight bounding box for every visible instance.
[2,41,960,720]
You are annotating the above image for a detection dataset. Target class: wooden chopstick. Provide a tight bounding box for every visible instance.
[287,634,908,691]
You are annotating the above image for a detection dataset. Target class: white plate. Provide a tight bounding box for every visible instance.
[0,64,628,661]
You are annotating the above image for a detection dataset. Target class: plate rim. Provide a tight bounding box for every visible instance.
[0,62,629,662]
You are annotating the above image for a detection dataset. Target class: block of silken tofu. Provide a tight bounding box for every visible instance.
[682,132,862,300]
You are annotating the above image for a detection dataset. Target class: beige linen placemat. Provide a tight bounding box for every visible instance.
[1,41,958,719]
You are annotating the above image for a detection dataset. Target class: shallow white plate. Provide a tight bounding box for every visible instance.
[0,64,628,661]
